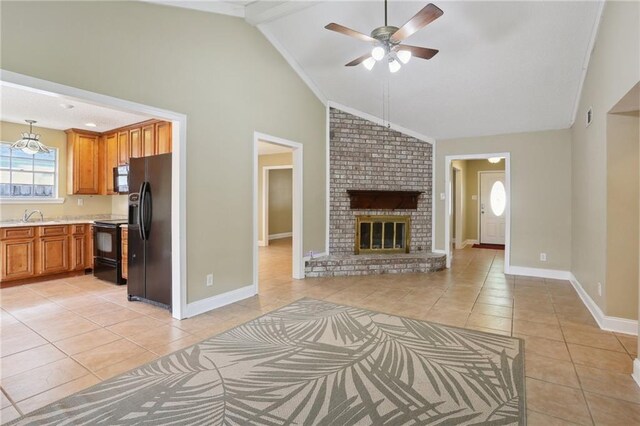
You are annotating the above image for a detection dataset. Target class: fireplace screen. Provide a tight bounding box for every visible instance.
[355,215,411,254]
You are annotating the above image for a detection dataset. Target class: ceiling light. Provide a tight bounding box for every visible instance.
[371,46,385,61]
[397,50,412,64]
[11,120,50,155]
[388,59,401,73]
[488,157,502,164]
[85,122,97,127]
[363,57,376,71]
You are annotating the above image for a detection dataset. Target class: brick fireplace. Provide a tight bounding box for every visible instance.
[304,108,445,277]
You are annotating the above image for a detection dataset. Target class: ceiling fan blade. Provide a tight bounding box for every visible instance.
[345,53,372,66]
[391,3,443,42]
[325,23,376,43]
[395,44,439,60]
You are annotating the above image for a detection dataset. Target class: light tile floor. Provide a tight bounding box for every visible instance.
[1,238,638,424]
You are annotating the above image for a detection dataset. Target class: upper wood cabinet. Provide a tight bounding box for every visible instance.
[155,121,172,155]
[104,133,118,195]
[66,130,101,195]
[117,131,129,165]
[142,123,156,157]
[129,128,142,159]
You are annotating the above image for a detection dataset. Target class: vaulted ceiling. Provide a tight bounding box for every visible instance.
[147,1,603,140]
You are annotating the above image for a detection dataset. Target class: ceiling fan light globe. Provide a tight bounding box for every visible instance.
[397,50,412,64]
[363,57,376,70]
[488,157,502,164]
[388,59,401,73]
[371,46,385,61]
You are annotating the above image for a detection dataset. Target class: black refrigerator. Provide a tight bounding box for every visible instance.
[127,153,172,309]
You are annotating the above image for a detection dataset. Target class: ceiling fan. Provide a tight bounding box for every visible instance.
[324,1,443,73]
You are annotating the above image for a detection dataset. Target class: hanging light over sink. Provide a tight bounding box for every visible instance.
[11,120,50,155]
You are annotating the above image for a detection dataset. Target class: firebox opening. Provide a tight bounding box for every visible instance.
[355,215,411,254]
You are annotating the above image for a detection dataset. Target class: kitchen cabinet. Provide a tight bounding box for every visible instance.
[117,131,129,165]
[38,226,69,275]
[104,133,118,195]
[0,224,96,284]
[70,225,86,271]
[121,227,128,280]
[129,128,142,159]
[142,123,155,157]
[155,121,172,155]
[1,227,36,281]
[66,129,101,195]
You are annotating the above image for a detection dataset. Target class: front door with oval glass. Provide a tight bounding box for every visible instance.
[480,172,506,245]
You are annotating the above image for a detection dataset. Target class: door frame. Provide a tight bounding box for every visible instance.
[478,171,506,245]
[1,69,188,319]
[453,166,463,249]
[253,132,304,292]
[444,153,511,270]
[261,165,293,246]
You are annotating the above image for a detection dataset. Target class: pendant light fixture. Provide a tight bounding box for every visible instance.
[11,120,50,155]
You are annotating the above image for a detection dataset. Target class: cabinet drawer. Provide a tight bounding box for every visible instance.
[39,225,68,237]
[1,227,35,240]
[71,224,86,235]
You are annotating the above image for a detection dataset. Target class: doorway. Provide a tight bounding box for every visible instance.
[253,133,303,294]
[479,171,506,245]
[444,153,511,269]
[1,70,188,319]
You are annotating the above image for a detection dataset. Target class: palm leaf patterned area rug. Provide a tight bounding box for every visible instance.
[10,298,525,425]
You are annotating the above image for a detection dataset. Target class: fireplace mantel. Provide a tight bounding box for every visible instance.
[347,190,423,210]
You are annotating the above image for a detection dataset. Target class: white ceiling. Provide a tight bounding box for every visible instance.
[0,84,154,133]
[151,1,603,140]
[258,140,292,155]
[260,1,602,139]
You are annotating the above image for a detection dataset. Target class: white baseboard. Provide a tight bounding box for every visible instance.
[269,232,292,240]
[184,284,256,318]
[462,239,478,249]
[633,359,640,389]
[258,240,267,247]
[432,249,447,254]
[505,265,572,280]
[569,273,638,336]
[303,251,327,262]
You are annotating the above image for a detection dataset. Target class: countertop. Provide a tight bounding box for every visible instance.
[0,215,127,229]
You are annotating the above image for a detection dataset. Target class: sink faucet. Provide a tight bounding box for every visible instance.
[22,209,44,223]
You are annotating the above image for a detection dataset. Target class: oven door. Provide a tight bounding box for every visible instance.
[94,225,118,261]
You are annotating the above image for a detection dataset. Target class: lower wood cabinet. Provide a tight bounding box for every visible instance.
[1,238,35,281]
[0,224,95,283]
[39,235,69,275]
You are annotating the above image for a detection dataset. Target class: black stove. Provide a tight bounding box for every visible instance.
[93,220,127,285]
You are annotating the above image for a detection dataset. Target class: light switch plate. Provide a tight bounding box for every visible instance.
[77,198,84,206]
[471,195,478,201]
[440,193,445,200]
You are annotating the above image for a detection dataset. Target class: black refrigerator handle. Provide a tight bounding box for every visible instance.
[143,182,152,239]
[138,182,147,241]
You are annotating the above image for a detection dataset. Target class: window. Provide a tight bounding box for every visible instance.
[0,142,58,199]
[490,181,506,217]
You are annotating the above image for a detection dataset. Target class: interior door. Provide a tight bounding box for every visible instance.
[480,172,506,245]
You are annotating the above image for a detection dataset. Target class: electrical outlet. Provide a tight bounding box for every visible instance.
[539,253,547,262]
[597,282,602,296]
[440,193,445,200]
[206,273,213,287]
[77,198,84,206]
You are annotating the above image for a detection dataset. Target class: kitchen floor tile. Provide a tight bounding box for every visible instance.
[524,353,580,388]
[1,344,67,379]
[1,358,90,402]
[16,374,101,415]
[525,378,592,425]
[53,328,122,356]
[72,339,146,372]
[584,392,640,425]
[567,344,633,374]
